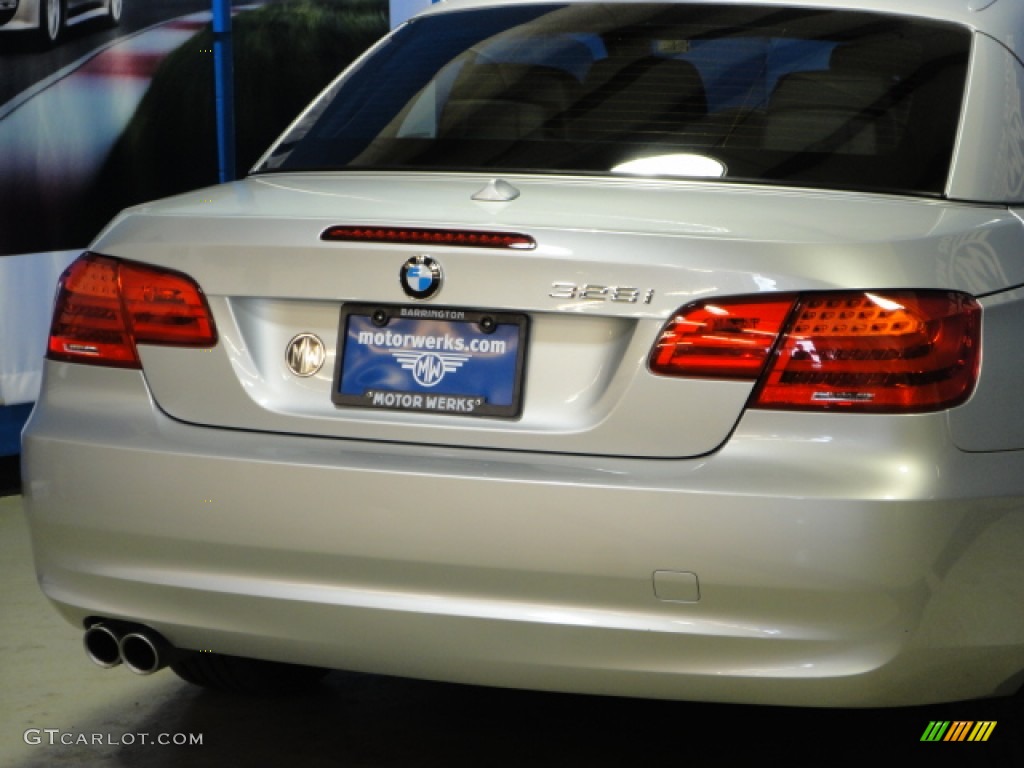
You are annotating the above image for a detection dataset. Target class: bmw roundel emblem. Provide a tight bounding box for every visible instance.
[400,255,442,300]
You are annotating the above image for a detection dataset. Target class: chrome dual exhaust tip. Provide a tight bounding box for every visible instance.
[118,629,172,675]
[83,621,174,675]
[83,622,124,669]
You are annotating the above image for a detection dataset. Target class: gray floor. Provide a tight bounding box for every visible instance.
[2,492,1020,767]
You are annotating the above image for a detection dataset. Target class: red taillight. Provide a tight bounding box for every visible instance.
[650,297,798,378]
[650,291,981,413]
[47,253,217,368]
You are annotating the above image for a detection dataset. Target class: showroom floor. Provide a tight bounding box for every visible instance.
[1,462,1020,767]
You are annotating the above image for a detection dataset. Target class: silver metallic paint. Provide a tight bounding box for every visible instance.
[21,0,1024,708]
[98,176,1024,457]
[23,363,1024,706]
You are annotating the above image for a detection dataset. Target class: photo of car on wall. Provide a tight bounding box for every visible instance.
[0,0,122,46]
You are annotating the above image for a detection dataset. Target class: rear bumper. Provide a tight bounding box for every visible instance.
[21,363,1024,707]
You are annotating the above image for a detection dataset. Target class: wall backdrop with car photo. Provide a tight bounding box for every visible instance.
[0,0,432,454]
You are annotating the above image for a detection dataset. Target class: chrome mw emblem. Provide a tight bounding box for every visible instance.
[285,333,326,377]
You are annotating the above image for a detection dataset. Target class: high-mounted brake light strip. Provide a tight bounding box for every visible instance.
[321,225,537,250]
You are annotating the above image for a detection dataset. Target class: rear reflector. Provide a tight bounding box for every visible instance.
[47,253,217,369]
[321,225,537,250]
[650,291,980,413]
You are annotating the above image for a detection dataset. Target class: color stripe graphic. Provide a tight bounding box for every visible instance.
[920,721,997,742]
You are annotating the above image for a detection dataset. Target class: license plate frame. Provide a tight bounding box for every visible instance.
[333,305,528,419]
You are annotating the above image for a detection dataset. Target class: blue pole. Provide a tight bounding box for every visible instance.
[212,0,236,183]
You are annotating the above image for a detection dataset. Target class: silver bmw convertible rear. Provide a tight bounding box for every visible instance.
[22,0,1024,707]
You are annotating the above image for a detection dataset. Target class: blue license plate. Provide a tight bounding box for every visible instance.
[334,306,527,418]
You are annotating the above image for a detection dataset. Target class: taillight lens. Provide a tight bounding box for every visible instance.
[47,253,217,368]
[650,297,798,378]
[650,291,980,413]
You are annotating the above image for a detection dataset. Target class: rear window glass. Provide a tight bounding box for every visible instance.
[256,3,971,197]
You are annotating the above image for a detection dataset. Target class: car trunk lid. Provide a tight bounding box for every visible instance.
[92,172,1024,458]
